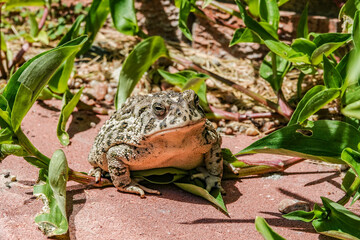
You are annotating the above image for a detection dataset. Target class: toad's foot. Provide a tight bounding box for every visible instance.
[120,180,161,198]
[191,167,225,193]
[89,167,106,183]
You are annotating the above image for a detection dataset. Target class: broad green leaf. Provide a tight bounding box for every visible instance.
[288,85,325,125]
[339,0,360,19]
[283,209,317,222]
[353,11,360,50]
[109,0,139,36]
[57,15,85,47]
[230,28,262,46]
[57,88,83,146]
[24,156,48,170]
[49,16,85,94]
[34,150,69,236]
[343,85,360,106]
[323,55,343,88]
[158,69,209,108]
[179,0,194,41]
[341,148,360,177]
[255,216,286,240]
[0,143,27,156]
[336,50,352,80]
[29,14,39,38]
[291,38,316,57]
[296,88,340,123]
[0,128,13,144]
[260,52,291,92]
[235,0,277,41]
[313,197,360,240]
[297,2,308,38]
[347,49,360,86]
[5,0,45,9]
[342,100,360,119]
[4,36,87,132]
[340,168,360,206]
[259,0,280,30]
[115,36,169,108]
[237,120,360,164]
[264,40,310,64]
[79,0,110,55]
[311,33,351,65]
[246,0,260,17]
[174,182,228,214]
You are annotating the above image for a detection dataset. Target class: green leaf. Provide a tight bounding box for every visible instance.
[3,36,87,132]
[323,55,343,88]
[313,197,360,240]
[24,156,49,170]
[0,143,28,156]
[158,69,209,108]
[79,0,110,55]
[277,0,289,7]
[296,88,340,123]
[259,0,280,30]
[336,50,351,80]
[0,128,13,144]
[235,0,277,41]
[353,11,360,50]
[36,30,49,45]
[347,49,360,86]
[49,16,85,94]
[255,216,286,240]
[339,0,360,19]
[230,28,262,46]
[179,0,194,41]
[57,15,85,47]
[246,0,260,17]
[174,182,228,214]
[34,150,69,237]
[288,85,325,125]
[237,120,360,164]
[115,36,169,108]
[260,52,291,92]
[264,40,310,64]
[283,209,317,222]
[29,14,39,38]
[5,0,45,9]
[291,38,316,57]
[57,88,83,146]
[109,0,139,36]
[311,33,351,65]
[297,2,308,38]
[341,148,360,178]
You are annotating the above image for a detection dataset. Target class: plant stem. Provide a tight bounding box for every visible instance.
[171,55,290,119]
[337,177,360,205]
[9,6,49,70]
[68,169,113,187]
[297,72,305,98]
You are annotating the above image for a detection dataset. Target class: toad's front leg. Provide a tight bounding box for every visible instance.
[107,145,160,198]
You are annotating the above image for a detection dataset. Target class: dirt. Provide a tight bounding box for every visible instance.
[0,100,359,240]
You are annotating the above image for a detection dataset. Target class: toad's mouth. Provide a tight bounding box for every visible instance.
[146,118,207,138]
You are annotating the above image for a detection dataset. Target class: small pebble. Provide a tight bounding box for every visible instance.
[10,175,17,182]
[225,127,234,135]
[245,127,259,136]
[278,199,311,214]
[90,122,96,128]
[3,172,10,178]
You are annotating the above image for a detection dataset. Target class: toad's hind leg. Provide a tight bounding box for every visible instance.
[107,145,160,198]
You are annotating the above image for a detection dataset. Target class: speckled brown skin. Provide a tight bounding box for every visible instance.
[88,90,223,197]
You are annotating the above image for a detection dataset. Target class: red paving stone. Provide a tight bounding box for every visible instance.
[1,100,359,239]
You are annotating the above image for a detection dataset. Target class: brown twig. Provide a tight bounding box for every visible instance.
[208,105,281,121]
[172,55,290,120]
[9,6,49,70]
[68,168,113,187]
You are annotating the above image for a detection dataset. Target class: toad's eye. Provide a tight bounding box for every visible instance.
[152,102,166,117]
[194,94,199,105]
